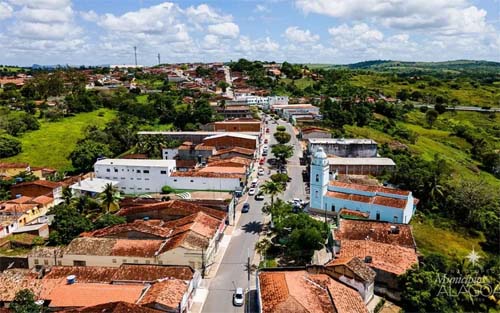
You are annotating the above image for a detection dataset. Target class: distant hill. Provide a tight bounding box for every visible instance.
[308,60,500,73]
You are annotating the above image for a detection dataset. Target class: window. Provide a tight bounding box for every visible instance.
[393,216,398,223]
[121,177,125,180]
[112,259,117,263]
[174,179,177,182]
[143,170,149,174]
[161,170,167,175]
[145,178,149,181]
[137,178,142,180]
[315,174,319,182]
[145,260,151,264]
[138,188,142,190]
[106,168,110,172]
[315,190,319,198]
[34,259,39,265]
[73,260,86,266]
[145,188,150,191]
[136,170,140,173]
[123,259,127,263]
[114,168,118,173]
[376,211,380,221]
[331,205,336,212]
[57,261,62,265]
[158,261,163,265]
[44,259,49,265]
[190,180,194,183]
[134,259,138,263]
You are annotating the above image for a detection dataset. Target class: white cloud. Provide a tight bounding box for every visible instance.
[295,0,493,36]
[80,10,98,22]
[328,23,383,46]
[255,4,270,13]
[0,2,13,19]
[207,22,239,38]
[17,6,73,23]
[185,4,232,24]
[284,26,319,43]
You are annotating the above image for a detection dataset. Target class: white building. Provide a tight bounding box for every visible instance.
[94,159,176,194]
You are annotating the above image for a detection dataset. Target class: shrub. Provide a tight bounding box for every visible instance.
[0,135,22,157]
[162,185,174,194]
[276,125,286,131]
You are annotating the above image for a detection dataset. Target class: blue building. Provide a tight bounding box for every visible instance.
[309,148,417,224]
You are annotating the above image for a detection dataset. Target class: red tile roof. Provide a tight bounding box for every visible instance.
[338,240,418,275]
[259,270,367,313]
[212,147,255,156]
[327,190,408,209]
[62,301,161,313]
[329,181,411,196]
[207,157,251,167]
[171,170,243,179]
[64,237,164,257]
[117,199,227,220]
[13,179,62,189]
[86,219,173,239]
[335,219,416,248]
[139,279,188,310]
[325,257,376,282]
[0,162,29,169]
[45,283,145,308]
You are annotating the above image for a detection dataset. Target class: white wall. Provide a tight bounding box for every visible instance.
[167,176,241,191]
[162,148,178,160]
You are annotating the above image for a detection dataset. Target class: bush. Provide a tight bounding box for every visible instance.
[276,125,286,131]
[162,185,175,194]
[0,135,22,157]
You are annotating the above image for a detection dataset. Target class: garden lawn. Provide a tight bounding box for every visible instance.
[2,109,116,171]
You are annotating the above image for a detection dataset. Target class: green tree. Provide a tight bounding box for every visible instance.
[99,183,120,213]
[61,186,73,205]
[274,131,291,144]
[260,180,284,208]
[0,135,22,157]
[94,214,126,229]
[136,134,167,158]
[48,204,93,245]
[69,140,112,173]
[271,144,294,164]
[10,289,41,313]
[425,109,439,128]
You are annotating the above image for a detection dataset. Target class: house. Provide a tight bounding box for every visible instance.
[28,246,64,268]
[328,157,396,176]
[309,148,417,224]
[168,171,244,191]
[0,200,48,229]
[0,264,199,312]
[139,131,260,145]
[10,180,62,202]
[210,147,256,160]
[299,127,332,140]
[70,177,119,197]
[62,212,225,271]
[202,119,262,132]
[308,138,378,157]
[215,105,252,118]
[117,199,227,222]
[257,268,368,313]
[13,223,49,238]
[0,162,31,179]
[331,219,418,295]
[177,142,216,163]
[201,133,258,150]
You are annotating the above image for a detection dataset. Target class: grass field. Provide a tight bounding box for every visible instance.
[2,109,116,170]
[350,73,500,107]
[412,217,486,259]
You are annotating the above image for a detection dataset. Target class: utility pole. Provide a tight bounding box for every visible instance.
[157,53,161,66]
[201,248,205,278]
[134,46,137,67]
[247,248,251,313]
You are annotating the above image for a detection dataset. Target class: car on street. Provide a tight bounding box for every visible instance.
[264,139,268,144]
[242,203,250,213]
[258,168,265,176]
[248,188,256,195]
[259,158,265,165]
[266,128,270,133]
[255,192,264,200]
[262,150,268,156]
[233,287,244,306]
[263,144,268,150]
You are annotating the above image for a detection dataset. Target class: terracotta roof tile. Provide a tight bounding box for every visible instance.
[0,162,29,169]
[171,170,243,179]
[62,301,161,313]
[335,219,416,248]
[117,199,226,220]
[212,147,255,156]
[325,257,376,282]
[139,279,188,310]
[87,219,173,239]
[326,191,408,209]
[338,240,418,275]
[13,180,62,189]
[329,181,410,196]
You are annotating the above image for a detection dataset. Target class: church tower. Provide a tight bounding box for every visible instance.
[310,147,329,210]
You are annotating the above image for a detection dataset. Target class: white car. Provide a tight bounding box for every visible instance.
[258,168,265,176]
[233,288,244,306]
[248,188,257,195]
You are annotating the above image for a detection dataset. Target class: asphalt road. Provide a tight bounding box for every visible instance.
[202,117,306,313]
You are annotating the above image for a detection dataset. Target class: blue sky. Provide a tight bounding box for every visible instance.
[0,0,498,66]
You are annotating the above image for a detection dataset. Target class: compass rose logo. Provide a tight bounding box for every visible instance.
[465,248,481,267]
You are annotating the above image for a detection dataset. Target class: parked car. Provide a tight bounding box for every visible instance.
[266,128,270,133]
[233,288,244,306]
[259,158,265,165]
[264,139,268,144]
[242,203,250,213]
[258,168,265,176]
[262,150,268,156]
[248,188,257,195]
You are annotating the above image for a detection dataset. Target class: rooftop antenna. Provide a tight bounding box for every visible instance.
[134,46,138,67]
[158,53,161,66]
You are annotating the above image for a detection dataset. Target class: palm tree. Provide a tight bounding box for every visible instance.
[260,180,284,208]
[99,183,120,213]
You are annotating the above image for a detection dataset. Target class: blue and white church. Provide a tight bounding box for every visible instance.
[309,147,417,224]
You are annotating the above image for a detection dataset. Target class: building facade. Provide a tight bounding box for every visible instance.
[308,138,378,157]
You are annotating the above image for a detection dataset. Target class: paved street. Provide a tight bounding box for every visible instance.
[201,117,306,313]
